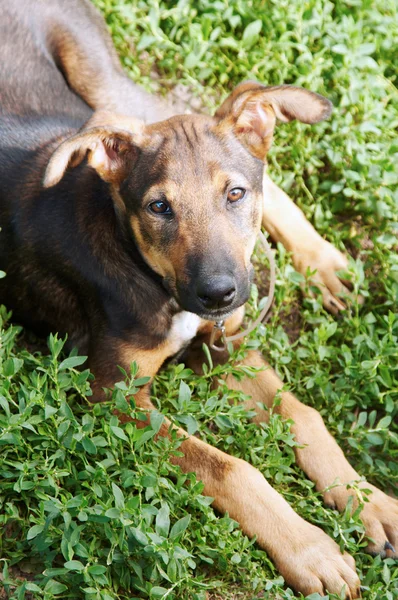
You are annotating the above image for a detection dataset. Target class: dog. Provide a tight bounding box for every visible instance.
[0,1,397,597]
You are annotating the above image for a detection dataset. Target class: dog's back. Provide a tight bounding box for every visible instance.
[0,0,93,239]
[0,1,96,343]
[0,0,178,347]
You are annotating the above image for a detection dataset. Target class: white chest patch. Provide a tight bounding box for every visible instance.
[168,311,202,354]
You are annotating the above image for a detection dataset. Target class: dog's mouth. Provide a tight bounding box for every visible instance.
[179,300,244,322]
[163,275,251,321]
[194,307,236,322]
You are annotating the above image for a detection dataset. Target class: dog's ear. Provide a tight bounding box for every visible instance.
[215,82,332,161]
[43,115,146,188]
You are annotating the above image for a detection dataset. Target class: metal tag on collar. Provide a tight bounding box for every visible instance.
[209,320,227,352]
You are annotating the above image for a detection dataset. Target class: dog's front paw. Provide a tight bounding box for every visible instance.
[274,522,361,598]
[359,484,398,558]
[292,239,361,314]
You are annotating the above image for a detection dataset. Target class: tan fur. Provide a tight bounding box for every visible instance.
[216,101,277,160]
[216,347,398,562]
[119,312,204,377]
[111,339,362,598]
[44,124,145,187]
[129,215,177,281]
[44,111,263,310]
[38,82,390,600]
[63,38,394,600]
[8,7,396,597]
[261,171,361,313]
[216,82,333,124]
[215,82,333,161]
[46,7,176,123]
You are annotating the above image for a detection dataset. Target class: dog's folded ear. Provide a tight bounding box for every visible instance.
[44,113,146,188]
[215,82,333,161]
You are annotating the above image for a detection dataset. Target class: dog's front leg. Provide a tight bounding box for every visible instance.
[174,425,360,598]
[88,336,360,597]
[209,348,398,561]
[262,171,358,313]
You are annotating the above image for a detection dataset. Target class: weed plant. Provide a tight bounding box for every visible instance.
[0,1,397,598]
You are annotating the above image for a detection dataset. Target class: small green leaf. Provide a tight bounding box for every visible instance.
[0,432,20,446]
[378,416,391,429]
[44,404,58,419]
[110,425,128,441]
[133,376,151,387]
[44,580,68,595]
[87,565,107,575]
[105,508,120,519]
[3,357,23,377]
[366,433,384,446]
[130,527,148,545]
[136,34,156,51]
[25,583,42,592]
[58,356,87,370]
[64,560,85,571]
[112,482,125,510]
[156,503,170,538]
[27,524,44,540]
[0,395,10,416]
[170,515,190,539]
[82,437,97,455]
[242,19,262,48]
[141,475,157,488]
[150,410,164,434]
[178,381,191,409]
[175,414,198,435]
[150,586,169,598]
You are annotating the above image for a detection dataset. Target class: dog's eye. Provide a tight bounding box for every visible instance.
[149,200,172,215]
[227,187,246,203]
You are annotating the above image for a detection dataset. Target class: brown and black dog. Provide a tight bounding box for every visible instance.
[0,1,397,597]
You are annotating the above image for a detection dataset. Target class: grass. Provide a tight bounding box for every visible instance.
[0,0,397,598]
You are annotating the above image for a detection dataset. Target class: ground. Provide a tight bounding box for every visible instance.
[0,1,397,599]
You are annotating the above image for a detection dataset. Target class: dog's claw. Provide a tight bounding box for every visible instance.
[384,540,396,553]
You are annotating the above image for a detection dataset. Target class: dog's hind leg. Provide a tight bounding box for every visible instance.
[44,0,175,122]
[261,171,359,313]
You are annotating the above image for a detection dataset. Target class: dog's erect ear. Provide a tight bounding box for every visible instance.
[215,82,333,161]
[44,116,145,188]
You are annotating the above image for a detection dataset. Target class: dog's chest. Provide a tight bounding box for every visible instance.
[167,311,203,355]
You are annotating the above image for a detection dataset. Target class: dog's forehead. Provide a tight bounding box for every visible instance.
[145,113,257,179]
[148,113,216,142]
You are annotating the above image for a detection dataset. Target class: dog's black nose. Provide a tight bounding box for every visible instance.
[197,276,236,310]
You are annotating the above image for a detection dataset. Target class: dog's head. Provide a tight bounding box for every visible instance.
[44,83,331,320]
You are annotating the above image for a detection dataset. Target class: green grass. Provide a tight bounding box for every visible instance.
[1,0,397,598]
